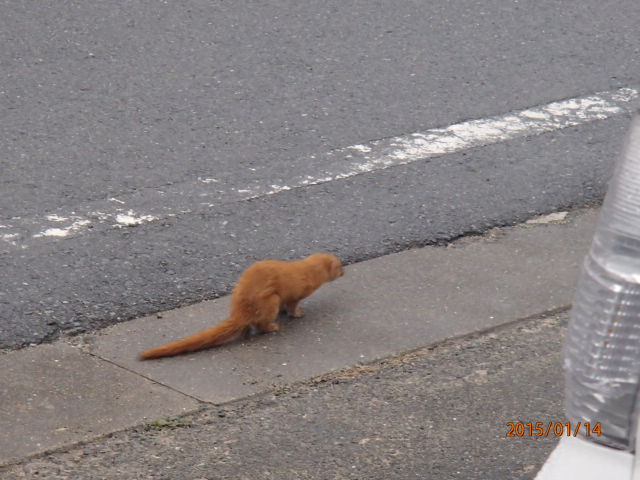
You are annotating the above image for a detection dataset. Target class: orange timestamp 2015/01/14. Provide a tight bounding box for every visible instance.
[506,421,601,438]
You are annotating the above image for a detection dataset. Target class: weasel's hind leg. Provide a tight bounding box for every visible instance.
[255,294,281,333]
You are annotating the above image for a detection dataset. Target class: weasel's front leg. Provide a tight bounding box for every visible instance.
[284,301,305,318]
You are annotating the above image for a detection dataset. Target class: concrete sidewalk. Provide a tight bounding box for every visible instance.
[3,309,569,480]
[0,208,597,467]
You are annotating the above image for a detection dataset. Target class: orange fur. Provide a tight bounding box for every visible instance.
[139,253,343,360]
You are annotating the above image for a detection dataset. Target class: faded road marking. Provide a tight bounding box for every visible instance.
[1,87,637,252]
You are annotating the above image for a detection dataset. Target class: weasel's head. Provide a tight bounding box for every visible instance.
[309,253,344,281]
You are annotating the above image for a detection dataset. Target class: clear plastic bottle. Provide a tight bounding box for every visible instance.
[565,111,640,451]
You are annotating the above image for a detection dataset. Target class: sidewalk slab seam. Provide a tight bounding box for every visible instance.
[0,343,199,466]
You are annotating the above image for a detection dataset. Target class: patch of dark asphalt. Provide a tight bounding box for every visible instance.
[0,115,626,350]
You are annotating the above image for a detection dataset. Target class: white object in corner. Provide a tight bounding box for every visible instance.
[536,436,633,480]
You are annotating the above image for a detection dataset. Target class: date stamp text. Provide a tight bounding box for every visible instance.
[506,422,601,437]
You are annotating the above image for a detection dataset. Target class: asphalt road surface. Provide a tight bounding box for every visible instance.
[2,1,640,348]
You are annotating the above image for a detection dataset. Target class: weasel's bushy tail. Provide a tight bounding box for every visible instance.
[139,317,245,360]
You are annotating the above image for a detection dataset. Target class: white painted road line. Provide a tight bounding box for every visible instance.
[1,87,637,252]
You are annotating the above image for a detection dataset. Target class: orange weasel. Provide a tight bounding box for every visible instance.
[139,253,344,360]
